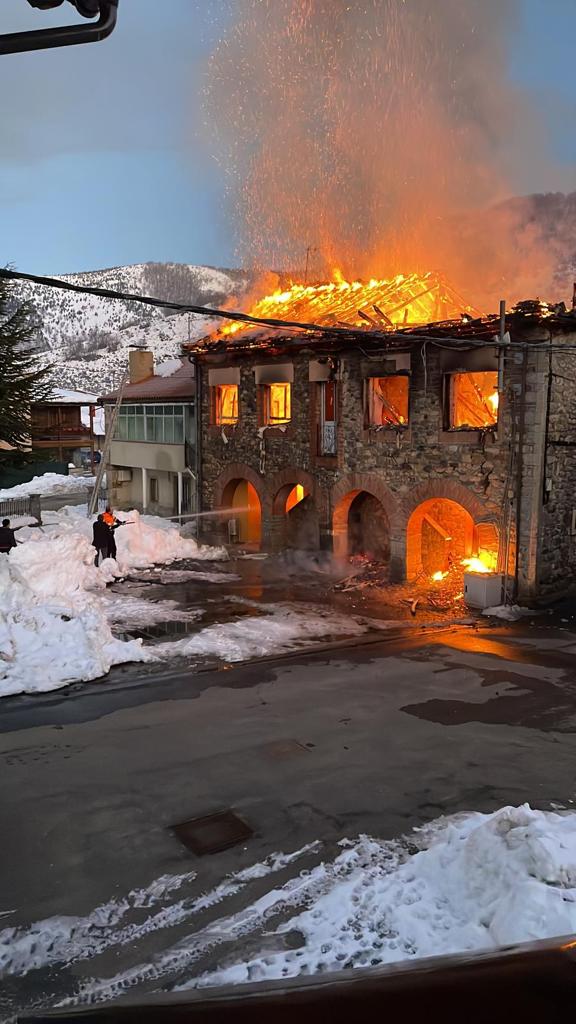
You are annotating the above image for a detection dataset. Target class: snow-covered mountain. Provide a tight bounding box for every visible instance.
[16,262,254,395]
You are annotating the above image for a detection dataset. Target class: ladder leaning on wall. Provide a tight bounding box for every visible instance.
[87,371,129,517]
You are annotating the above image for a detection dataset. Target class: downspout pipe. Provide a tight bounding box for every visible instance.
[513,348,528,602]
[187,353,202,531]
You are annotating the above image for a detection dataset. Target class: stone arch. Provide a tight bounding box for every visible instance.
[213,463,267,546]
[400,479,497,527]
[269,467,319,551]
[332,473,397,562]
[270,467,317,516]
[332,472,398,523]
[401,480,500,580]
[214,462,268,511]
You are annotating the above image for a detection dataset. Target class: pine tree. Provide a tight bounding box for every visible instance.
[0,276,53,450]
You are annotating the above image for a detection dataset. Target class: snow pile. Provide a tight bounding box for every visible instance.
[106,511,228,569]
[0,472,93,501]
[32,507,228,570]
[0,508,226,696]
[155,357,183,377]
[6,804,576,1012]
[188,804,576,989]
[0,533,150,696]
[162,601,368,662]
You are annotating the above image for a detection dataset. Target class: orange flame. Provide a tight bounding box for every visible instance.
[220,270,481,338]
[462,556,496,575]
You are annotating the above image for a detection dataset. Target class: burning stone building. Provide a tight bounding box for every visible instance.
[185,273,576,602]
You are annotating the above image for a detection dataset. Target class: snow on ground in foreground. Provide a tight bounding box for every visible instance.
[0,508,226,696]
[0,472,94,500]
[160,601,370,662]
[184,804,576,990]
[3,805,576,1012]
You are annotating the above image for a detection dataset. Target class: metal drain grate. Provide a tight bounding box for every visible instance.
[172,809,253,855]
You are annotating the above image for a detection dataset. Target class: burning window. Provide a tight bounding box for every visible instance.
[368,376,409,427]
[264,383,291,425]
[214,384,238,425]
[448,372,498,430]
[286,484,305,511]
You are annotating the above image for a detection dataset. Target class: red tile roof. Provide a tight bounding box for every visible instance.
[99,361,196,403]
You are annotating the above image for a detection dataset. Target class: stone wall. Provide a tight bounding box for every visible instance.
[537,338,576,595]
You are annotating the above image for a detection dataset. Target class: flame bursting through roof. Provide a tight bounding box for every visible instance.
[221,271,482,337]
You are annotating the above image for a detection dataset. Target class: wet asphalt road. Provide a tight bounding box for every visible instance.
[3,606,576,1018]
[3,621,576,924]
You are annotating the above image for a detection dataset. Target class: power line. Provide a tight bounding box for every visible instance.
[0,267,380,338]
[3,266,576,353]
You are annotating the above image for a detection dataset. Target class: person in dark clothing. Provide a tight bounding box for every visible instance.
[102,505,123,560]
[92,514,110,567]
[0,518,20,555]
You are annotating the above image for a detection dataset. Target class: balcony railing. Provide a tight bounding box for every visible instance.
[31,426,92,442]
[319,421,337,455]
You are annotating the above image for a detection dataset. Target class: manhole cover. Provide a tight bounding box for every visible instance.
[172,809,253,855]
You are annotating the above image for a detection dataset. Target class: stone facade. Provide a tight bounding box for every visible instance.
[195,325,576,601]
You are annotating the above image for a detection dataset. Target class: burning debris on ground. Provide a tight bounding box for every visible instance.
[332,554,493,619]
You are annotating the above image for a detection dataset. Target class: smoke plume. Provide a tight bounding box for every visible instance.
[204,0,564,308]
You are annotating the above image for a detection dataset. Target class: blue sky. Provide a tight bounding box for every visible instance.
[0,0,575,275]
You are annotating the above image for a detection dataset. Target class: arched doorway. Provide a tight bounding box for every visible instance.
[222,478,262,545]
[406,497,475,578]
[271,480,318,550]
[333,489,390,561]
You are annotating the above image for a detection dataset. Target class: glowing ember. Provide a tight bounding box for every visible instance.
[432,571,448,582]
[221,270,481,338]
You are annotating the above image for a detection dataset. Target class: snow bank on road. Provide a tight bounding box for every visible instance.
[6,804,576,1012]
[161,601,368,663]
[188,804,576,989]
[0,472,93,501]
[112,512,228,568]
[0,508,226,696]
[24,507,228,570]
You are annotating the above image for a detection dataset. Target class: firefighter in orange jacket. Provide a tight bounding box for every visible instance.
[102,505,122,560]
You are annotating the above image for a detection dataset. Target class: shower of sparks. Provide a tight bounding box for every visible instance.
[202,1,559,310]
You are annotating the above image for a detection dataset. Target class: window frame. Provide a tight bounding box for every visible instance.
[443,371,499,432]
[213,383,239,426]
[149,476,159,503]
[114,403,187,444]
[317,380,337,455]
[366,374,410,429]
[263,382,292,426]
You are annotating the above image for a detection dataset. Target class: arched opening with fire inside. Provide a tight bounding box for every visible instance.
[221,478,262,545]
[333,489,390,564]
[406,497,499,587]
[272,481,319,550]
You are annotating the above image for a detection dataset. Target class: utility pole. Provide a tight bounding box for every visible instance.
[87,370,129,517]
